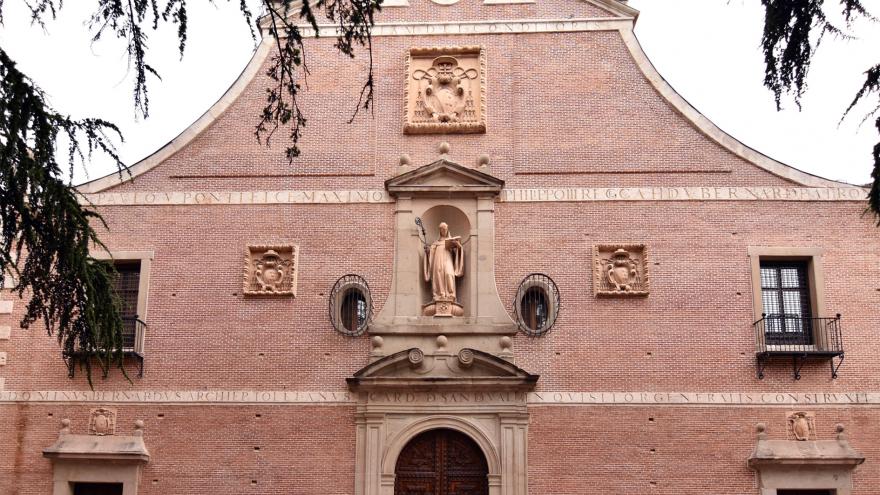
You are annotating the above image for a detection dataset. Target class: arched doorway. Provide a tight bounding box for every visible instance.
[395,428,489,495]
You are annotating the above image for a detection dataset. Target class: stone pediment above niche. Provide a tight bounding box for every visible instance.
[385,158,504,197]
[372,157,516,364]
[348,348,538,391]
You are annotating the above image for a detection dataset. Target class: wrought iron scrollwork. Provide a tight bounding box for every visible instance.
[329,274,372,336]
[513,273,560,336]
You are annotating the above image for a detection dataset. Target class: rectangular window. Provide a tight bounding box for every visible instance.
[760,260,813,345]
[113,261,141,349]
[72,482,124,495]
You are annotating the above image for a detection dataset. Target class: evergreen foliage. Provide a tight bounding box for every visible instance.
[759,0,880,222]
[0,47,127,384]
[0,0,379,384]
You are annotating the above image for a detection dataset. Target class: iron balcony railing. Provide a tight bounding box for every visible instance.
[64,316,147,378]
[754,314,843,353]
[754,313,844,379]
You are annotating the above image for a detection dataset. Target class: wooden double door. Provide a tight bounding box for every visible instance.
[395,429,489,495]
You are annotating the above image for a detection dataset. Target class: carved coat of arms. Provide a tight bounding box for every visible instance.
[88,407,117,436]
[405,46,485,134]
[594,244,649,296]
[244,245,299,296]
[787,411,816,441]
[413,56,478,124]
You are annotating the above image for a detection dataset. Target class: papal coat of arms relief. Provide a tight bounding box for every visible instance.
[594,244,650,296]
[405,46,486,134]
[243,245,299,296]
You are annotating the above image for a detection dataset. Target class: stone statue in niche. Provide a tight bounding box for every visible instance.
[594,244,649,296]
[787,411,816,441]
[422,222,465,317]
[88,407,116,436]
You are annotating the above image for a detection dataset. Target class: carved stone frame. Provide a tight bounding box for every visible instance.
[354,404,528,495]
[404,46,487,134]
[593,244,649,296]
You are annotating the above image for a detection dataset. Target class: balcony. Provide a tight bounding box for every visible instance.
[754,314,844,380]
[65,316,146,378]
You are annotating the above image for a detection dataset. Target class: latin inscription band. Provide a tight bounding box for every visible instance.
[296,18,635,38]
[0,390,875,406]
[78,186,867,206]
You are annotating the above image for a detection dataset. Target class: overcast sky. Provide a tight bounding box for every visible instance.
[0,0,877,185]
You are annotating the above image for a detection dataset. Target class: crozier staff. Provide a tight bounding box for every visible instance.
[423,222,464,300]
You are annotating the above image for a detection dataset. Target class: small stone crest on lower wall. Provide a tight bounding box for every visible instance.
[405,46,486,134]
[244,245,299,296]
[787,411,816,441]
[594,244,649,296]
[88,407,117,436]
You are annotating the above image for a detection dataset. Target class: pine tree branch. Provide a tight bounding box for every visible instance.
[0,47,129,386]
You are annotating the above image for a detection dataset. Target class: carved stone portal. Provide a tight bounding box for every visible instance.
[594,244,649,296]
[405,46,486,134]
[787,411,816,441]
[244,245,299,296]
[88,407,117,436]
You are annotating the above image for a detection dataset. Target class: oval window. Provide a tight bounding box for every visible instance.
[330,275,371,336]
[514,273,560,336]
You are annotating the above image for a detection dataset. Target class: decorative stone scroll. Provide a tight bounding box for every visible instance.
[244,245,299,296]
[88,407,117,436]
[594,244,649,296]
[405,46,486,134]
[787,411,816,441]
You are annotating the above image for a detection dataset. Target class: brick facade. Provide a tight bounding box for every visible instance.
[2,1,878,494]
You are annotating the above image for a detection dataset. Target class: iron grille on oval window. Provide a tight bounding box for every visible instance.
[513,273,560,336]
[329,274,372,336]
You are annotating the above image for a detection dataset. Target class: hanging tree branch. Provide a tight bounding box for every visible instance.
[0,0,381,384]
[759,0,880,222]
[0,47,128,385]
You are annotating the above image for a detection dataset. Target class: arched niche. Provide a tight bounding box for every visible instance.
[418,204,472,316]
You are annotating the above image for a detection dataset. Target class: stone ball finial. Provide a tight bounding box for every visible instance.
[436,335,448,351]
[60,418,71,435]
[399,154,411,167]
[499,336,512,350]
[371,335,384,349]
[477,154,490,167]
[438,142,450,154]
[134,420,145,437]
[755,423,767,439]
[836,423,847,440]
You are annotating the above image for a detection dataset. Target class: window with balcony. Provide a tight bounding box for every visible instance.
[748,247,843,380]
[66,251,152,378]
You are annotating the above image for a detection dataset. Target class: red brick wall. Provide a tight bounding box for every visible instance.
[0,404,356,495]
